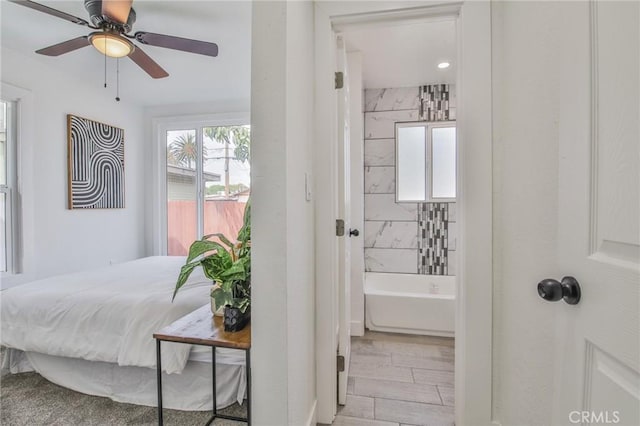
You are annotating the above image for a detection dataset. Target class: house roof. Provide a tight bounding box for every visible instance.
[167,165,220,183]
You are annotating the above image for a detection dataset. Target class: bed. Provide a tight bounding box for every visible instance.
[0,256,246,410]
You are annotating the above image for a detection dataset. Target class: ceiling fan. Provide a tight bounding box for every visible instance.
[8,0,220,79]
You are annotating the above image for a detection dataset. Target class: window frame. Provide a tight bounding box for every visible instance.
[395,120,457,203]
[151,112,250,255]
[1,99,18,274]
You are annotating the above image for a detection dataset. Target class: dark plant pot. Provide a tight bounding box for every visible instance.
[223,305,250,332]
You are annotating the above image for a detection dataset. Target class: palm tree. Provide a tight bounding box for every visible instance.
[168,133,198,169]
[204,126,250,196]
[166,149,179,166]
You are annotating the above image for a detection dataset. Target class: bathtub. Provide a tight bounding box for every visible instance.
[364,272,455,337]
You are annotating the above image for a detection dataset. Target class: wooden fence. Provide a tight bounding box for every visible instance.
[167,200,246,256]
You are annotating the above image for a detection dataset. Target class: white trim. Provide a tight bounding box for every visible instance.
[314,2,494,425]
[304,399,318,426]
[314,3,339,422]
[331,3,462,32]
[195,127,204,238]
[1,100,17,274]
[455,1,493,425]
[150,112,249,255]
[588,0,599,256]
[350,320,365,337]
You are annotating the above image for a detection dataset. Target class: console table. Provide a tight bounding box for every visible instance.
[153,305,251,425]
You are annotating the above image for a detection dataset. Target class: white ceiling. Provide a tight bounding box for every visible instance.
[342,19,456,89]
[0,0,251,106]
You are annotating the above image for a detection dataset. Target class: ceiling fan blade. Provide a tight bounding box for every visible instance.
[101,0,132,25]
[36,36,90,56]
[7,0,90,26]
[134,32,218,57]
[128,46,169,79]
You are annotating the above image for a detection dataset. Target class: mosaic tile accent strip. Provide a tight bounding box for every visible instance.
[418,203,449,275]
[419,84,451,122]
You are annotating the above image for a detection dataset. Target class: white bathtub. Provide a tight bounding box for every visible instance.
[364,272,455,337]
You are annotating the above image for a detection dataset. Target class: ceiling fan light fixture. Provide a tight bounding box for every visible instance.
[89,32,133,58]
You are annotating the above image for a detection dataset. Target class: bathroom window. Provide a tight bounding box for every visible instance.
[395,121,456,202]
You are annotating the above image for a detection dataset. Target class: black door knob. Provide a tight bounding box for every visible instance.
[349,229,359,237]
[537,276,581,305]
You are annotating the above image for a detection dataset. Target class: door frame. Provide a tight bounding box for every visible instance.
[313,2,493,425]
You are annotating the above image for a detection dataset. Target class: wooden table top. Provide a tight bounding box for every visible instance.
[153,305,251,350]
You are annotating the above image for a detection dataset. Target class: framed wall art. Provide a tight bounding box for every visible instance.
[67,114,125,209]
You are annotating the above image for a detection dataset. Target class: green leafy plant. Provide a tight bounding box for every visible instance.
[172,201,251,313]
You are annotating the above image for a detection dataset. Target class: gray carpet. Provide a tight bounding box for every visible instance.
[0,353,247,425]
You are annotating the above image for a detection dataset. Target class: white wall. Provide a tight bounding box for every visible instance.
[251,1,316,425]
[0,47,146,286]
[285,3,316,424]
[491,2,563,425]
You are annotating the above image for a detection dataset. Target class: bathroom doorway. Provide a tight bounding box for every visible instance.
[342,21,458,337]
[313,2,493,425]
[335,16,457,426]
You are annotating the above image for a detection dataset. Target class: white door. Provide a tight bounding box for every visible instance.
[347,51,366,338]
[551,1,639,424]
[336,36,352,406]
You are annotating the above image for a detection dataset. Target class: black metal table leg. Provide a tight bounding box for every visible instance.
[204,347,218,426]
[156,339,163,426]
[212,347,217,416]
[246,348,251,425]
[156,339,248,425]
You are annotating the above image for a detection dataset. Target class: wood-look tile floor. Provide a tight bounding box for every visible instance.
[332,331,455,426]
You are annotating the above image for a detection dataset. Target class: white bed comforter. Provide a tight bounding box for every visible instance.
[0,256,211,374]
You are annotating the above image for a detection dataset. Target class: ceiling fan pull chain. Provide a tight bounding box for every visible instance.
[115,58,121,102]
[103,42,107,88]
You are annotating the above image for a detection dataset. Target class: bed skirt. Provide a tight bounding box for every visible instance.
[1,349,246,411]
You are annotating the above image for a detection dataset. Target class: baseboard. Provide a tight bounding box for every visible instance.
[492,421,502,426]
[350,320,365,336]
[305,399,317,426]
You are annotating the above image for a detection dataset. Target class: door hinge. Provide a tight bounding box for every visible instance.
[337,355,345,372]
[335,71,344,89]
[336,219,345,237]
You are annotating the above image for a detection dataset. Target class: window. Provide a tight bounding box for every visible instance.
[165,124,250,255]
[396,121,457,202]
[0,100,17,272]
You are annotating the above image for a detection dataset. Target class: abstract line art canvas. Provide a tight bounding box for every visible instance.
[67,114,125,209]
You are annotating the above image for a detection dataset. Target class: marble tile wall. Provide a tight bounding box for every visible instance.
[365,87,421,112]
[363,86,457,276]
[364,221,419,249]
[364,110,420,139]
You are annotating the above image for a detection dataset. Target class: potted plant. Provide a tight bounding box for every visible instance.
[172,201,251,332]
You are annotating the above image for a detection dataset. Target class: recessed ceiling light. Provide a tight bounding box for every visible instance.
[438,62,450,69]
